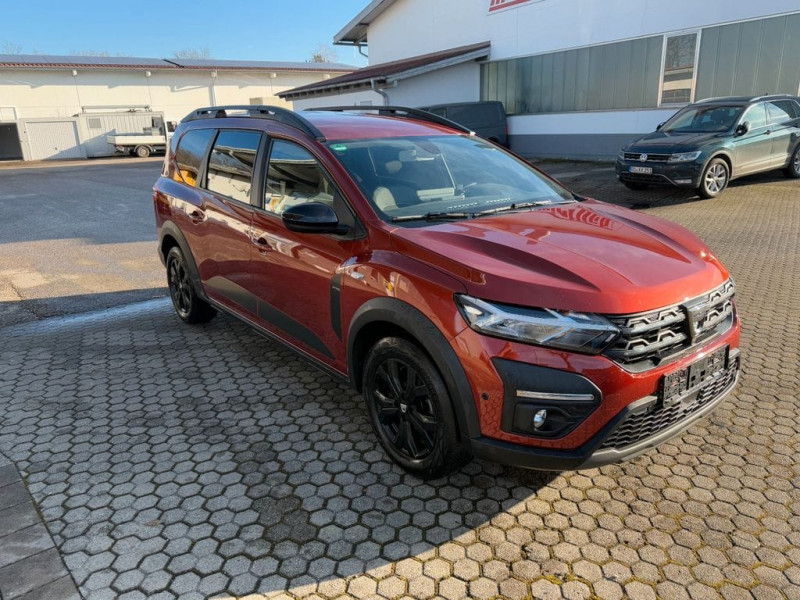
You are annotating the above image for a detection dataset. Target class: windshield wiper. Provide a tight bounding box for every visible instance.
[474,200,574,217]
[391,212,472,223]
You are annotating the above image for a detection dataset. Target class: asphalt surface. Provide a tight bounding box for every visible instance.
[0,158,165,327]
[0,159,798,600]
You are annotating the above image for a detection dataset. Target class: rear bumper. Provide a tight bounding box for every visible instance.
[615,159,703,188]
[471,349,739,471]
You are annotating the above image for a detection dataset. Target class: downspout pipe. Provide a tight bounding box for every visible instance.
[370,78,397,106]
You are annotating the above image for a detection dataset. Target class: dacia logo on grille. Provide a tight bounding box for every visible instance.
[684,299,709,340]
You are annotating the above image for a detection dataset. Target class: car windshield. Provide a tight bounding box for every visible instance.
[661,105,743,133]
[327,135,575,223]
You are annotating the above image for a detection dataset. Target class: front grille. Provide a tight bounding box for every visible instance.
[598,358,738,451]
[624,152,671,162]
[605,280,735,367]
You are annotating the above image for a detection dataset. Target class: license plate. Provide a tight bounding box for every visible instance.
[660,346,728,407]
[629,166,653,174]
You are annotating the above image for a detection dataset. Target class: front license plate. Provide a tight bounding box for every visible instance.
[660,346,728,407]
[629,166,653,174]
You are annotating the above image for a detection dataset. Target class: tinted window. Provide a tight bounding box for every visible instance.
[768,100,798,123]
[742,103,768,129]
[174,129,215,187]
[206,130,261,204]
[264,140,334,215]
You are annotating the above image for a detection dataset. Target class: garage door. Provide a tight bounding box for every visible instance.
[24,120,83,161]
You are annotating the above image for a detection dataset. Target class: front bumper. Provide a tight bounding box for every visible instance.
[472,348,739,471]
[615,158,703,188]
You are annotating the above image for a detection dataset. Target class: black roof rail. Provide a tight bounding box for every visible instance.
[305,105,476,136]
[752,93,795,101]
[181,105,327,141]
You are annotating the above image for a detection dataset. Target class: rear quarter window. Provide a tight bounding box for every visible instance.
[173,128,215,187]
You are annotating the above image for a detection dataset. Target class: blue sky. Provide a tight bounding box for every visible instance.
[1,0,369,65]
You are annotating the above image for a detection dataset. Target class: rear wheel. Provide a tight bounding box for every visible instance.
[166,246,216,324]
[784,146,800,179]
[697,158,729,198]
[623,181,649,190]
[363,337,469,479]
[135,145,151,158]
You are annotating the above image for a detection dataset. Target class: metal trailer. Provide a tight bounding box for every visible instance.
[78,108,167,158]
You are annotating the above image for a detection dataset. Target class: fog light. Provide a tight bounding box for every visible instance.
[674,179,692,184]
[533,409,547,430]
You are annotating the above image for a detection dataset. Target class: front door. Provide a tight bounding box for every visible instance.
[249,138,358,368]
[732,103,773,175]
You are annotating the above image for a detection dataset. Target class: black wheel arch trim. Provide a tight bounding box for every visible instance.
[158,221,208,302]
[347,297,481,441]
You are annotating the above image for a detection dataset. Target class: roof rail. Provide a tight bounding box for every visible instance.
[752,93,794,101]
[181,105,327,141]
[305,105,476,136]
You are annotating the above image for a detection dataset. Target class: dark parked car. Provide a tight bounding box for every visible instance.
[616,94,800,198]
[419,101,508,147]
[154,105,740,478]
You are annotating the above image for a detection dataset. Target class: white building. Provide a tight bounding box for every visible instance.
[0,55,354,161]
[281,0,800,159]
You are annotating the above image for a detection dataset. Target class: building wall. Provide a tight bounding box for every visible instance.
[294,62,481,111]
[363,0,800,158]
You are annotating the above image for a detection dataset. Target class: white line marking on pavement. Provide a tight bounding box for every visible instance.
[0,193,38,200]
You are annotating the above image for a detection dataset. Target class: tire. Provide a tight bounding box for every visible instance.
[623,181,649,191]
[135,145,151,158]
[166,246,216,324]
[363,337,469,479]
[784,145,800,179]
[697,158,729,198]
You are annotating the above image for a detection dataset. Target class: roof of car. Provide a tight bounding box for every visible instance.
[301,111,464,141]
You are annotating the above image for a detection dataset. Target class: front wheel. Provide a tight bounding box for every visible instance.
[166,246,216,324]
[697,158,729,198]
[784,146,800,179]
[363,337,469,479]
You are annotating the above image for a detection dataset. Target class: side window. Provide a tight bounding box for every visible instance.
[264,140,334,215]
[768,100,797,123]
[206,130,262,204]
[742,103,768,130]
[173,129,215,187]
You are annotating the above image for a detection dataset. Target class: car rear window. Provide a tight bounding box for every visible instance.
[206,130,262,204]
[173,129,215,187]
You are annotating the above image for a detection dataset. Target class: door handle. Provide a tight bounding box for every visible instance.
[252,235,273,253]
[188,209,205,223]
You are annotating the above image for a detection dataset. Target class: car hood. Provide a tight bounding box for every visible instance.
[390,200,729,314]
[626,130,724,152]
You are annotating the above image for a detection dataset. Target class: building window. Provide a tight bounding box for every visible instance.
[660,33,699,105]
[206,130,262,204]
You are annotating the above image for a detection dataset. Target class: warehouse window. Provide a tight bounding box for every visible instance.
[480,35,663,114]
[206,130,261,204]
[660,32,699,105]
[173,128,215,187]
[87,118,102,129]
[695,13,800,100]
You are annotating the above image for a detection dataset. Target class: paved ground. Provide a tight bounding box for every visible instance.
[0,159,165,327]
[0,162,798,599]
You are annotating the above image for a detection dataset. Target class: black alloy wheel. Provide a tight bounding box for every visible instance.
[166,246,216,324]
[363,337,468,479]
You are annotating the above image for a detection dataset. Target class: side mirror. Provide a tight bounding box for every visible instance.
[282,202,345,234]
[656,122,664,131]
[735,122,750,136]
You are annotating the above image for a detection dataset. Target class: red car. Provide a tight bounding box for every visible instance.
[153,105,740,479]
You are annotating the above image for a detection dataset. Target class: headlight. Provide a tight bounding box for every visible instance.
[668,151,701,163]
[455,295,620,354]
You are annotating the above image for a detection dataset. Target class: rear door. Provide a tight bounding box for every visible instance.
[767,100,800,168]
[732,103,773,175]
[175,128,264,315]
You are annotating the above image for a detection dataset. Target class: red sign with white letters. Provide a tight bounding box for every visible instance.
[489,0,534,12]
